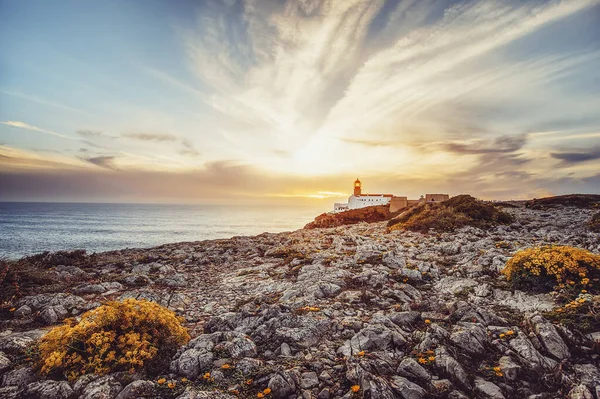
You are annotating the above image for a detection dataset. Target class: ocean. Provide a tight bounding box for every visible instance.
[0,202,325,260]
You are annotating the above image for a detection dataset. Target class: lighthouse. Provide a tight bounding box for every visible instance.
[353,178,361,196]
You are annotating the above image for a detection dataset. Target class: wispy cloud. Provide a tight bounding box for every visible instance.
[1,121,75,140]
[444,134,527,154]
[178,0,600,176]
[551,148,600,164]
[122,132,178,142]
[82,155,118,170]
[0,90,96,117]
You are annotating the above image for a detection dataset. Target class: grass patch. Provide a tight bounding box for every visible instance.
[387,195,513,233]
[589,212,600,233]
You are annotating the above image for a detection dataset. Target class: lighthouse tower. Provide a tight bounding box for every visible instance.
[353,178,362,196]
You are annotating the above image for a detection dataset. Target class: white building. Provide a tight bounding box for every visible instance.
[333,178,393,212]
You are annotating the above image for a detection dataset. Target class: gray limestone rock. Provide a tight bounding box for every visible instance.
[80,375,123,399]
[115,380,155,399]
[474,378,505,399]
[0,330,45,355]
[225,336,257,358]
[390,376,427,399]
[122,274,152,287]
[175,388,237,399]
[396,358,432,382]
[26,380,75,399]
[449,323,488,356]
[1,367,36,388]
[435,347,470,390]
[268,373,296,399]
[509,337,557,372]
[0,351,12,374]
[569,385,594,399]
[175,349,214,379]
[498,356,520,381]
[0,386,20,399]
[300,371,319,389]
[530,315,570,360]
[13,305,32,318]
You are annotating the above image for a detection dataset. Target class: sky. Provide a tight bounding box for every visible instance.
[1,0,600,205]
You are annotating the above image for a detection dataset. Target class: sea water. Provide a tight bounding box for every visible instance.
[0,202,325,259]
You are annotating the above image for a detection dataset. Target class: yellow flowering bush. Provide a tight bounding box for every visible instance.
[502,246,600,292]
[37,298,190,380]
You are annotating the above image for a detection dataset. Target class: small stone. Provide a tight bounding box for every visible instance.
[14,305,32,318]
[300,371,319,389]
[268,373,296,399]
[280,343,292,357]
[115,380,155,399]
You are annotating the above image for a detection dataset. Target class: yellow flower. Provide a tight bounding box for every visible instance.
[356,351,365,357]
[203,372,211,379]
[428,356,435,361]
[257,393,264,398]
[221,364,232,369]
[493,366,501,372]
[582,290,588,293]
[578,298,586,303]
[506,330,514,336]
[168,382,176,389]
[418,357,427,364]
[424,319,431,324]
[263,388,272,394]
[9,308,15,312]
[181,378,188,383]
[157,378,166,385]
[351,385,361,393]
[499,333,505,338]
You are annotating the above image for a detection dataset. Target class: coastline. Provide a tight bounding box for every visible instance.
[1,203,599,398]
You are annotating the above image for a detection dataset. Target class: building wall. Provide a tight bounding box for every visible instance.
[425,194,450,202]
[348,195,392,209]
[389,196,408,213]
[334,203,349,211]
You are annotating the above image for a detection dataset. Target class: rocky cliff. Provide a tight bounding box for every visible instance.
[304,205,397,229]
[1,204,600,399]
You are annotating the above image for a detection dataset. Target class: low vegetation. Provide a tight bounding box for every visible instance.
[525,194,600,209]
[502,245,600,333]
[501,245,600,292]
[589,212,600,232]
[387,195,513,233]
[37,298,190,381]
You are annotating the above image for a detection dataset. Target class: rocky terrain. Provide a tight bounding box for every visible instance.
[1,203,600,399]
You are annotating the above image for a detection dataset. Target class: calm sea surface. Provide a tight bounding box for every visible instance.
[0,202,326,259]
